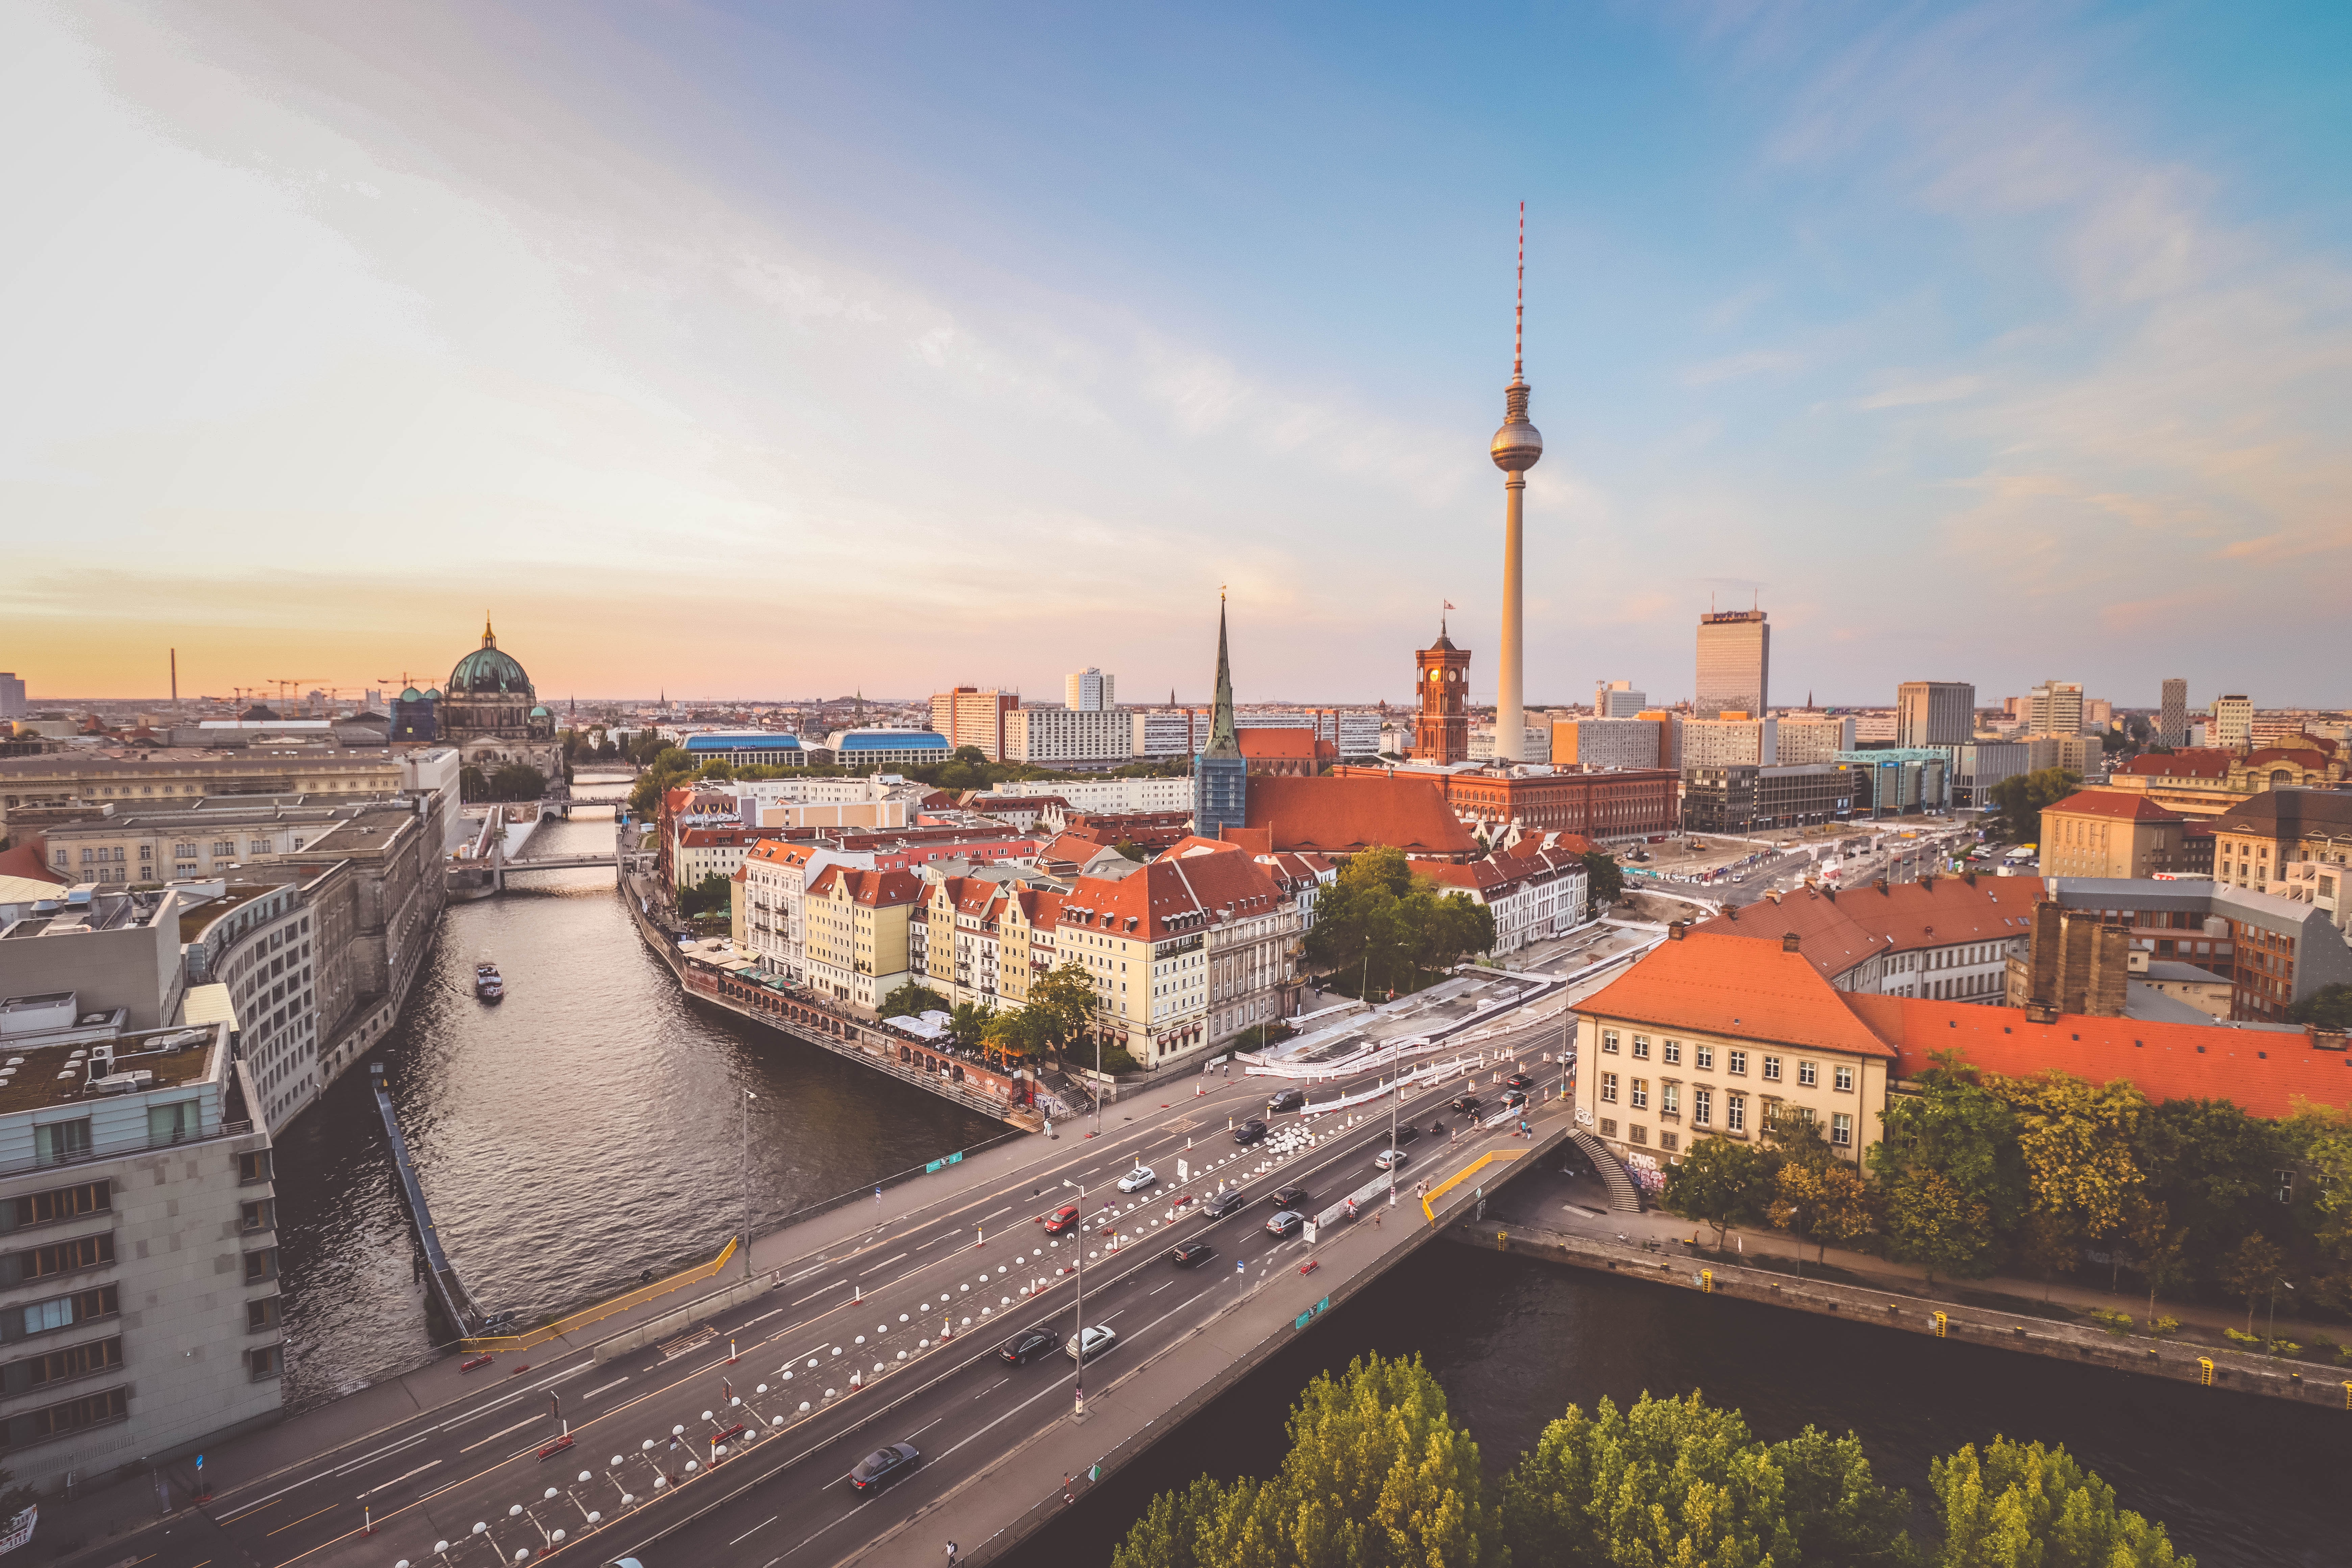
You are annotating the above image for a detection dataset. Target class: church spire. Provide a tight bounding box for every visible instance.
[1205,588,1241,759]
[482,612,496,648]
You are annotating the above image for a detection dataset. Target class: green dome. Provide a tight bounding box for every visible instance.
[530,705,550,717]
[448,618,532,696]
[399,686,423,702]
[422,687,443,702]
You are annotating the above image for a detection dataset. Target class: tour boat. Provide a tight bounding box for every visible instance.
[475,955,505,1002]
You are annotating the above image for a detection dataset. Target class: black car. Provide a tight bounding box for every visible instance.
[998,1328,1056,1366]
[1449,1095,1483,1116]
[1395,1125,1422,1146]
[1502,1089,1528,1109]
[1270,1183,1311,1209]
[1203,1189,1247,1219]
[849,1442,920,1491]
[1503,1073,1532,1091]
[1267,1088,1305,1114]
[1169,1242,1216,1267]
[1234,1118,1268,1145]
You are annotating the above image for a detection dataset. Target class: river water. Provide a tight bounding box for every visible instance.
[275,793,2338,1562]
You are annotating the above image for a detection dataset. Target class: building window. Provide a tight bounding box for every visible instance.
[1599,1118,1617,1138]
[1834,1065,1855,1093]
[1762,1055,1782,1082]
[1661,1039,1681,1065]
[9,1334,124,1392]
[1692,1088,1712,1127]
[246,1297,280,1332]
[1726,1094,1746,1133]
[239,1149,273,1185]
[1661,1082,1680,1117]
[1726,1050,1747,1076]
[247,1345,284,1381]
[147,1101,199,1147]
[4,1181,110,1233]
[1831,1112,1853,1147]
[10,1385,129,1442]
[239,1200,274,1233]
[1630,1079,1648,1110]
[18,1285,118,1339]
[1632,1035,1650,1060]
[1628,1124,1648,1145]
[1599,1072,1618,1104]
[31,1121,91,1169]
[9,1234,114,1283]
[1797,1060,1817,1088]
[1601,1030,1619,1054]
[1660,1131,1680,1153]
[243,1248,277,1285]
[1694,1045,1714,1071]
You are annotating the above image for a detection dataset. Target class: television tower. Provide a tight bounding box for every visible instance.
[1489,203,1543,763]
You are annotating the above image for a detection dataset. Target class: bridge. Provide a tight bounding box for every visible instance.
[500,852,618,873]
[69,991,1591,1568]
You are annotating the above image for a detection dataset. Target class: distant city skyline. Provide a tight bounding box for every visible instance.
[5,4,2348,703]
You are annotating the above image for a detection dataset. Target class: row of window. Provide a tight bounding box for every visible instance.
[0,1333,123,1394]
[31,1102,207,1168]
[1596,1075,1856,1146]
[0,1180,110,1235]
[1598,1031,1853,1091]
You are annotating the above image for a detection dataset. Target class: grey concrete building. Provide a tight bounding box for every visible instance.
[2041,877,2352,1023]
[2159,678,2188,748]
[1896,681,1976,748]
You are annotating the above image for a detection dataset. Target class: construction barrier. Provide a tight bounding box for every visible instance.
[461,1237,738,1353]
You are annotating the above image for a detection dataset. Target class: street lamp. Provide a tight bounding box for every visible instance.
[740,1087,757,1276]
[2268,1277,2294,1344]
[1063,1178,1088,1422]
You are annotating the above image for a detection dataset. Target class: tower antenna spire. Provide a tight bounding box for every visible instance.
[1514,201,1525,384]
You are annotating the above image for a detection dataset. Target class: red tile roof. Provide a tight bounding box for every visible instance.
[1576,931,1896,1058]
[808,865,923,908]
[1847,995,2350,1118]
[2117,752,2231,780]
[0,841,64,886]
[2044,789,2186,823]
[1244,775,1477,858]
[1697,876,2041,982]
[1237,728,1324,761]
[1062,852,1286,941]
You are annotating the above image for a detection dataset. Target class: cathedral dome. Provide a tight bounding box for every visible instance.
[448,619,533,697]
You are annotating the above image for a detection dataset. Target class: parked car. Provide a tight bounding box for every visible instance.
[1267,1088,1306,1114]
[1234,1119,1269,1145]
[998,1327,1057,1365]
[1203,1189,1247,1219]
[1270,1183,1311,1209]
[849,1443,920,1491]
[1067,1324,1119,1362]
[1117,1165,1158,1194]
[1041,1204,1080,1233]
[1375,1148,1411,1170]
[1265,1210,1305,1238]
[1169,1242,1215,1267]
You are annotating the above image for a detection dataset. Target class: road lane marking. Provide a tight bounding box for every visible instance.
[729,1516,777,1545]
[1149,1280,1174,1294]
[265,1504,336,1537]
[326,1433,425,1477]
[975,1377,1009,1398]
[582,1377,631,1399]
[980,1207,1011,1222]
[740,1308,783,1326]
[788,1281,848,1305]
[857,1253,908,1276]
[364,1461,441,1496]
[782,1262,828,1283]
[459,1414,547,1453]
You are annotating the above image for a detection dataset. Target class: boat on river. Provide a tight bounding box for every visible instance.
[474,953,505,1002]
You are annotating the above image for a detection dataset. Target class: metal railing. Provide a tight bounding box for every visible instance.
[0,1120,256,1182]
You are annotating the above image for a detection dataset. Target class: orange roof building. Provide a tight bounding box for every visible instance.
[1243,775,1477,860]
[1696,875,2042,1002]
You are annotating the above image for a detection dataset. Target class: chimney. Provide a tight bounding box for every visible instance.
[1782,931,1801,953]
[1876,878,1890,895]
[2024,1000,2060,1025]
[1724,905,1738,921]
[1668,921,1687,942]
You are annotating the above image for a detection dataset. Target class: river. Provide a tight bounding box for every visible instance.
[274,794,2337,1563]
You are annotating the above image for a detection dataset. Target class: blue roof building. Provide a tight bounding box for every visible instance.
[684,732,806,766]
[825,729,951,769]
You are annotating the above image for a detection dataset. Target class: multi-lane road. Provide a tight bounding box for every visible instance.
[116,1045,1565,1568]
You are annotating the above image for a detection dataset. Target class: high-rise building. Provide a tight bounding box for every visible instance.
[1593,681,1646,717]
[0,672,25,720]
[2026,680,2085,736]
[2159,679,2188,747]
[1193,597,1249,837]
[1064,669,1115,711]
[2211,693,2254,752]
[1895,681,1975,748]
[1488,204,1543,762]
[1777,713,1857,764]
[929,687,1019,761]
[1413,622,1472,765]
[1695,610,1769,718]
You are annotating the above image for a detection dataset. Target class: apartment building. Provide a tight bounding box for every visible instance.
[2159,680,2189,748]
[2040,877,2352,1023]
[740,841,868,982]
[673,827,793,891]
[801,866,924,1013]
[1004,705,1134,767]
[2026,680,2086,736]
[1895,682,1976,748]
[1680,715,1776,768]
[928,690,1019,761]
[1065,670,1116,711]
[2213,790,2352,930]
[1549,718,1660,770]
[1696,874,2039,1002]
[919,867,1063,1015]
[2210,695,2254,752]
[1421,844,1588,957]
[0,752,406,834]
[1694,610,1769,718]
[1592,682,1646,718]
[1775,714,1856,764]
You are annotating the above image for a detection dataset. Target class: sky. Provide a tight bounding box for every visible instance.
[3,1,2348,710]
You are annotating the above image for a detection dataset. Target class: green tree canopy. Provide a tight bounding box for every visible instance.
[877,981,947,1020]
[1662,1135,1779,1248]
[1026,962,1100,1054]
[677,872,731,917]
[1987,766,2081,843]
[1929,1436,2189,1567]
[1579,851,1623,911]
[1302,847,1495,995]
[2286,982,2352,1031]
[1870,1054,2029,1280]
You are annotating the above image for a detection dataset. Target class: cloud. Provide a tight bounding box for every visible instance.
[1856,375,1981,410]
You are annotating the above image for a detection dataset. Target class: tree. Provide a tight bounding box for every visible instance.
[2014,1210,2080,1303]
[1661,1135,1778,1249]
[2216,1232,2288,1335]
[1026,963,1099,1057]
[980,1006,1054,1064]
[1771,1157,1876,1266]
[2124,1196,2191,1325]
[947,1000,993,1049]
[1770,1424,1920,1568]
[1990,1070,2146,1257]
[877,981,946,1020]
[1882,1168,2001,1283]
[678,873,731,917]
[2286,982,2352,1031]
[2283,1101,2352,1312]
[1579,850,1623,912]
[1871,1054,2028,1280]
[2131,1098,2283,1285]
[1303,848,1494,996]
[1929,1436,2189,1567]
[1112,838,1148,862]
[1113,1353,1499,1568]
[1987,766,2081,843]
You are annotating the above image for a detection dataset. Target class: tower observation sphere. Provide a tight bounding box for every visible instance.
[1491,387,1543,472]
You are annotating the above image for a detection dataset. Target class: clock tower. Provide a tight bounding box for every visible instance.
[1414,620,1471,765]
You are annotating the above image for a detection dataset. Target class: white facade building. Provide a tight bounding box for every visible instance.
[1005,705,1136,766]
[1775,714,1856,764]
[1065,669,1116,711]
[986,777,1193,815]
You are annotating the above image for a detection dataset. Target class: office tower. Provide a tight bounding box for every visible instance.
[1414,620,1472,765]
[2160,679,2187,747]
[1488,204,1543,762]
[1593,681,1646,717]
[2212,694,2253,752]
[1896,681,1976,747]
[2026,680,2085,736]
[1064,668,1115,711]
[1695,609,1769,718]
[0,672,24,720]
[928,687,1020,761]
[1192,595,1249,837]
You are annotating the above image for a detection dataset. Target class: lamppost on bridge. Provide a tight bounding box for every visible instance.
[1063,1177,1089,1423]
[739,1087,756,1277]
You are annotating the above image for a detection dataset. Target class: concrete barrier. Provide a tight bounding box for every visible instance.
[591,1273,773,1362]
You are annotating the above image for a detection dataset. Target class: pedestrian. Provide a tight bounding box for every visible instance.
[1063,1473,1075,1505]
[946,1543,959,1564]
[875,1185,883,1206]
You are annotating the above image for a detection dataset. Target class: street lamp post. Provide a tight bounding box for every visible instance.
[740,1088,756,1276]
[1063,1178,1088,1422]
[2269,1277,2294,1344]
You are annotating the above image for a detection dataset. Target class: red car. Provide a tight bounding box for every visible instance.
[1042,1205,1081,1233]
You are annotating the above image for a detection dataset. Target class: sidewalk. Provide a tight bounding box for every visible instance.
[1488,1165,2349,1353]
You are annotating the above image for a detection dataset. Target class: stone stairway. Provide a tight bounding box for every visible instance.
[1570,1128,1646,1212]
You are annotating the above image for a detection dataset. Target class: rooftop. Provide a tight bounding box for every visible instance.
[2044,789,2186,823]
[1244,775,1477,859]
[0,1021,219,1116]
[1577,930,1897,1059]
[1697,875,2043,979]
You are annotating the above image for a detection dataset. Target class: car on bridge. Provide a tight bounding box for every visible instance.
[999,1327,1058,1365]
[1203,1189,1248,1219]
[1169,1242,1216,1267]
[1267,1088,1306,1113]
[1449,1095,1483,1116]
[1041,1204,1081,1233]
[1234,1118,1269,1145]
[1502,1089,1528,1110]
[1117,1165,1158,1193]
[1265,1209,1305,1238]
[1504,1072,1533,1091]
[849,1442,921,1491]
[1270,1183,1311,1209]
[1375,1148,1411,1170]
[1067,1324,1119,1362]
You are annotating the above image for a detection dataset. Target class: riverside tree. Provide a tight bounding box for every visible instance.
[1661,1134,1777,1248]
[1870,1054,2027,1280]
[1929,1436,2189,1567]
